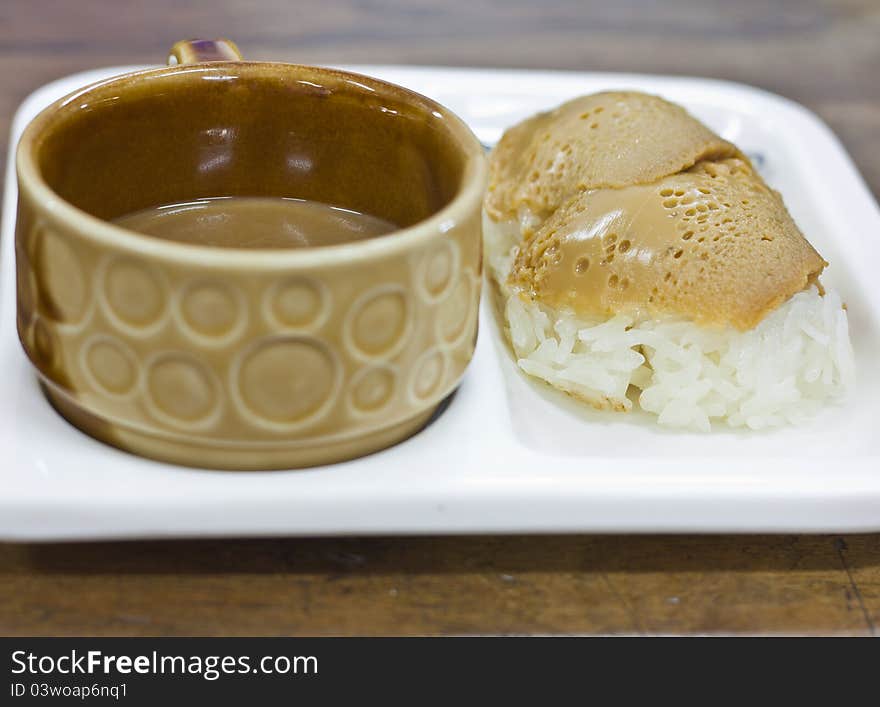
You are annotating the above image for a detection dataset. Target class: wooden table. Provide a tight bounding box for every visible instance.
[1,0,878,636]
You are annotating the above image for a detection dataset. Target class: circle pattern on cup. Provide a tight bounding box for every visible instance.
[236,337,339,428]
[349,365,396,414]
[347,286,410,359]
[34,226,88,324]
[103,258,165,329]
[267,277,327,330]
[16,256,37,321]
[411,348,447,401]
[419,239,459,302]
[32,317,57,368]
[83,336,138,396]
[146,354,218,425]
[425,244,453,297]
[437,273,473,344]
[19,207,480,450]
[180,281,242,341]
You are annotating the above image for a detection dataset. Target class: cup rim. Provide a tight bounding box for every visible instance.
[16,61,487,269]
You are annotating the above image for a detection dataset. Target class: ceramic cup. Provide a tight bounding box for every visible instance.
[15,40,486,470]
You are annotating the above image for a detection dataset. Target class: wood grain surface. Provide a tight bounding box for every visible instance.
[1,0,878,636]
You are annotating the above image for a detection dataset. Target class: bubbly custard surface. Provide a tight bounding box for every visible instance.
[114,196,397,249]
[510,158,826,330]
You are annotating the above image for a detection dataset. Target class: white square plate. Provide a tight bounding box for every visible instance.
[3,65,879,540]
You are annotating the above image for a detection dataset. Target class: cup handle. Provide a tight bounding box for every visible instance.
[167,39,243,65]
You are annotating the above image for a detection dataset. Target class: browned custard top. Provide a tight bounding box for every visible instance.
[485,91,741,225]
[509,158,826,330]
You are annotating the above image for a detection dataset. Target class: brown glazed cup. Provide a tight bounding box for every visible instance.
[15,40,486,470]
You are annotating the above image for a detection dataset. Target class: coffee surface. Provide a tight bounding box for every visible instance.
[114,196,397,248]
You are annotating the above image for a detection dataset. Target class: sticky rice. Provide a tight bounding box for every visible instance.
[485,214,854,431]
